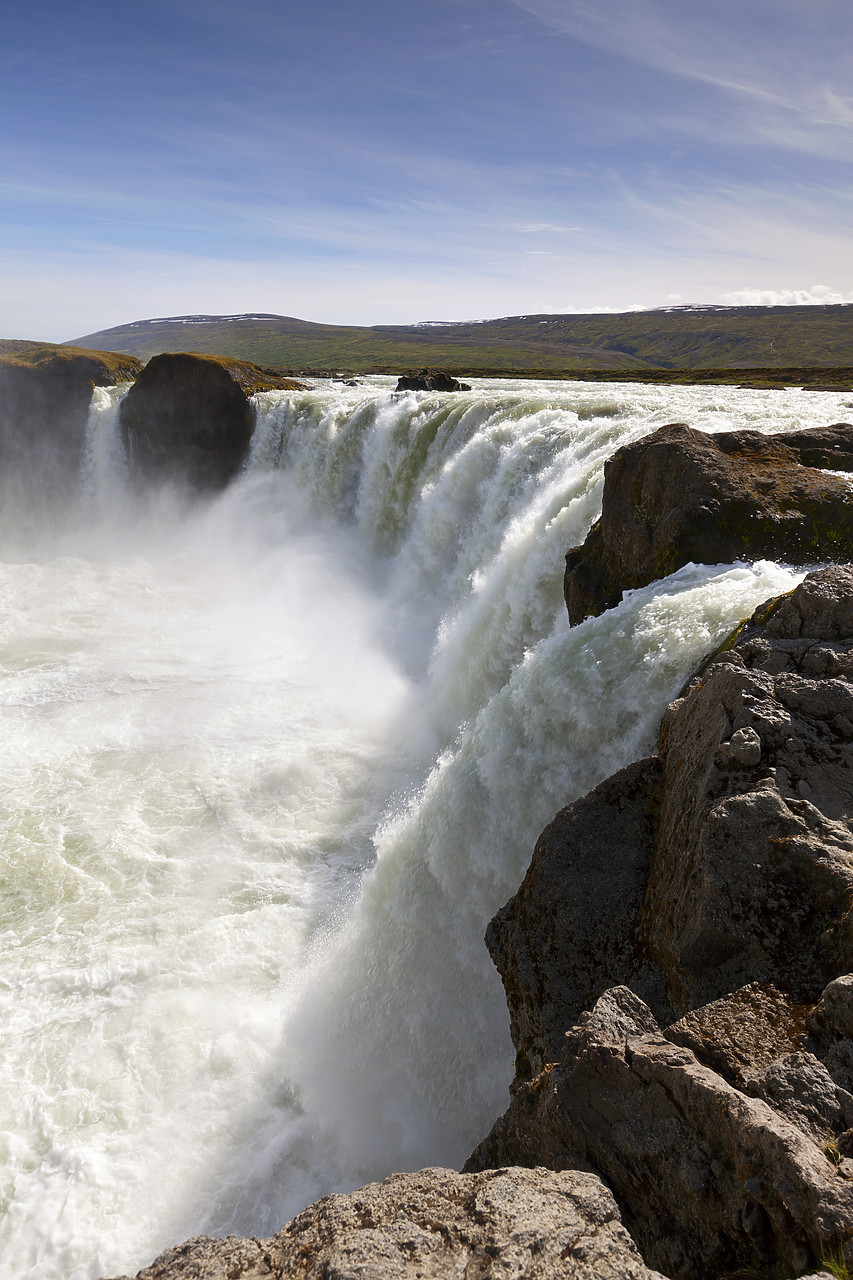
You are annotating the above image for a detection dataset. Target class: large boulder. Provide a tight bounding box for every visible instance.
[466,986,853,1280]
[119,352,304,491]
[395,368,471,391]
[102,1166,665,1280]
[564,422,853,624]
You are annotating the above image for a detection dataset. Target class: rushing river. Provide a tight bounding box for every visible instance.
[1,375,850,1279]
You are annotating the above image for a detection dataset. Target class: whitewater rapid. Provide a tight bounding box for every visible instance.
[1,376,850,1279]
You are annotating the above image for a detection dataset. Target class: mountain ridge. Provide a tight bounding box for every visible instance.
[69,304,853,374]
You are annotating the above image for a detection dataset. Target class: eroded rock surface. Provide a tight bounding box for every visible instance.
[564,422,853,624]
[466,987,853,1280]
[642,566,853,1011]
[664,983,811,1088]
[103,1166,664,1280]
[119,352,304,490]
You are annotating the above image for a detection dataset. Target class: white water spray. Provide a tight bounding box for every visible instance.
[1,376,848,1278]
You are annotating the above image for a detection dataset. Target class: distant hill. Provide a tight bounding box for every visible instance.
[70,304,853,374]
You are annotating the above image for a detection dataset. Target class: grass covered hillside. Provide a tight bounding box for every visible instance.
[70,314,649,373]
[70,305,853,375]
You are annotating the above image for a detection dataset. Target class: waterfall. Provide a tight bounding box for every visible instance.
[1,375,846,1279]
[81,385,131,516]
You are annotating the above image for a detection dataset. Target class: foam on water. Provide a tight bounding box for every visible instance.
[1,375,847,1277]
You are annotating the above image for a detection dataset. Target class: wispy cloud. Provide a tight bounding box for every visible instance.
[511,222,581,234]
[509,0,853,157]
[4,0,853,337]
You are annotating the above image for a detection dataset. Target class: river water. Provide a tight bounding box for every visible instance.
[1,376,849,1278]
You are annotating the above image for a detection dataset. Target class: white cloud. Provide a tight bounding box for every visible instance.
[719,285,853,306]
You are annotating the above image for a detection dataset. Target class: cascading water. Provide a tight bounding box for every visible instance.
[1,375,849,1279]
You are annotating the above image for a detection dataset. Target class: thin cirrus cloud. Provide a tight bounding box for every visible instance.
[508,0,853,155]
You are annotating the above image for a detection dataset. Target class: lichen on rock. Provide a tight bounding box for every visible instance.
[104,1166,665,1280]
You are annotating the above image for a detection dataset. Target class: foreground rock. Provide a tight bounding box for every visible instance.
[0,340,142,508]
[466,987,853,1279]
[395,367,471,391]
[104,1166,664,1280]
[564,422,853,624]
[119,352,304,490]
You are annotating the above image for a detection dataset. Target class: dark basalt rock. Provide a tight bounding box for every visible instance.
[0,342,142,510]
[395,368,471,391]
[564,421,853,624]
[485,756,671,1085]
[119,352,304,491]
[470,566,853,1275]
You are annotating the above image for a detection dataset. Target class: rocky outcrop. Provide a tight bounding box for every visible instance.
[642,566,853,1012]
[468,565,853,1277]
[485,757,671,1084]
[465,986,853,1279]
[487,568,853,1073]
[0,341,142,507]
[119,353,304,491]
[564,422,853,624]
[104,1166,665,1280]
[395,368,471,391]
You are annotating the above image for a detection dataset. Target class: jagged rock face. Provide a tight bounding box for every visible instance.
[488,568,853,1056]
[485,757,671,1083]
[465,987,853,1280]
[642,566,853,1010]
[119,352,302,491]
[395,368,471,391]
[810,973,853,1097]
[103,1166,665,1280]
[564,422,853,624]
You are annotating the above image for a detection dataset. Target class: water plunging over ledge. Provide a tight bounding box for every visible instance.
[2,376,849,1279]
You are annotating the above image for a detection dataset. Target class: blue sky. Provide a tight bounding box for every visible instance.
[2,0,852,340]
